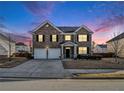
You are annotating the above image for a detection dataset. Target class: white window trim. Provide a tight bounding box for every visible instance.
[78,47,87,54]
[78,35,87,42]
[38,35,43,42]
[52,35,57,42]
[65,35,71,41]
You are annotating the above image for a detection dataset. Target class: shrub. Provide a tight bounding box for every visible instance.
[93,53,115,58]
[13,52,32,59]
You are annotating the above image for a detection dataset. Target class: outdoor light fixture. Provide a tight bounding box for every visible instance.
[46,46,49,49]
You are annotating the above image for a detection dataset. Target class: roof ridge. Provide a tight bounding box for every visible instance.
[106,32,124,43]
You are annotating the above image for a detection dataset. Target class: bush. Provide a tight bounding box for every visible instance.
[93,53,115,58]
[13,52,32,59]
[77,54,102,60]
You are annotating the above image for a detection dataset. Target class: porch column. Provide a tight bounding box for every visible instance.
[74,45,77,58]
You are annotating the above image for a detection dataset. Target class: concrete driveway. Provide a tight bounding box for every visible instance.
[0,60,69,78]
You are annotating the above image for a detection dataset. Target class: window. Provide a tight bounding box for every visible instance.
[38,35,43,42]
[78,47,87,54]
[65,35,71,40]
[52,35,57,42]
[78,35,87,42]
[45,24,49,27]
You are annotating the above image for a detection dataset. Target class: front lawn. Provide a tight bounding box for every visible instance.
[62,58,124,69]
[0,57,29,68]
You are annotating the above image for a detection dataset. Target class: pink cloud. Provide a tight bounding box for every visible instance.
[93,37,109,44]
[22,1,56,17]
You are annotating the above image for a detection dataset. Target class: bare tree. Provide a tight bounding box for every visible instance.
[8,32,12,61]
[110,32,124,63]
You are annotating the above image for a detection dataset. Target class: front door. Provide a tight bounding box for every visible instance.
[65,48,70,58]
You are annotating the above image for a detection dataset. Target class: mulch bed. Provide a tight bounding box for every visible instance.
[0,57,29,68]
[62,59,124,69]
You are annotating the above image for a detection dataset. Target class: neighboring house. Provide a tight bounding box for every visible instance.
[0,33,15,57]
[0,44,8,55]
[93,44,107,53]
[106,32,124,58]
[32,21,93,59]
[16,42,30,53]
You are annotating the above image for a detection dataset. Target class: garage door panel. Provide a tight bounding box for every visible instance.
[48,48,60,59]
[34,48,46,59]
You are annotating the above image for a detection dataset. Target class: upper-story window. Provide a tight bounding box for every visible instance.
[52,35,57,42]
[65,35,71,41]
[78,35,87,42]
[38,35,43,42]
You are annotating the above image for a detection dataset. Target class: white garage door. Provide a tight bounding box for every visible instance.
[48,48,60,59]
[34,48,60,59]
[34,48,46,59]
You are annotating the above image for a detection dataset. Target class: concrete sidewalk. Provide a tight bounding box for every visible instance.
[0,60,69,78]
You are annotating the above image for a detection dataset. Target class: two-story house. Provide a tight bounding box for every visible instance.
[32,21,93,59]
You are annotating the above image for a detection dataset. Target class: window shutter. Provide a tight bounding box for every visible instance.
[87,47,89,54]
[87,35,89,41]
[57,35,58,42]
[77,35,79,42]
[50,35,52,42]
[43,35,45,42]
[36,35,38,42]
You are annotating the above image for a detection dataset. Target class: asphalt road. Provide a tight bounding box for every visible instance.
[0,78,124,91]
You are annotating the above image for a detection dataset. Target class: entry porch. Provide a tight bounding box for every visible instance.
[61,42,77,59]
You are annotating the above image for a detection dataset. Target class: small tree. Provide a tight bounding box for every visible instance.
[110,32,124,63]
[8,32,12,61]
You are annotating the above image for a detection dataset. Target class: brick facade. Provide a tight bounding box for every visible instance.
[32,21,93,57]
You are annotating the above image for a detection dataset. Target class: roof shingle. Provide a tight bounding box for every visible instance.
[57,26,79,33]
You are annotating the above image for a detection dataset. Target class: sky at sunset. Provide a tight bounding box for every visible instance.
[0,1,124,44]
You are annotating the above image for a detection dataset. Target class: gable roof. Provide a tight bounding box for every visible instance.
[97,44,107,48]
[75,25,93,34]
[32,20,93,34]
[57,26,79,33]
[106,32,124,43]
[32,20,63,33]
[60,41,78,46]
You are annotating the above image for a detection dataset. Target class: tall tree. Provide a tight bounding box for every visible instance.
[110,32,124,63]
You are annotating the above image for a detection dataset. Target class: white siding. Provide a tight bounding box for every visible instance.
[107,38,124,57]
[93,46,107,53]
[0,45,8,55]
[0,37,15,56]
[16,45,30,53]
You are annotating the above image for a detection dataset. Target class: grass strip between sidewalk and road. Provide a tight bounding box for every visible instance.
[72,73,124,79]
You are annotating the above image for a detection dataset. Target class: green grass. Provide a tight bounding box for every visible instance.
[73,73,124,78]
